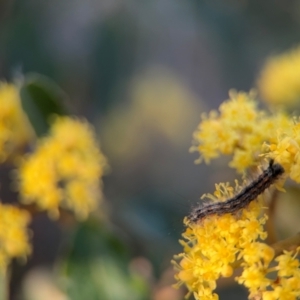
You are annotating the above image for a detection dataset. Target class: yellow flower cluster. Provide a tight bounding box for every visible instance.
[173,182,265,300]
[0,83,33,162]
[191,91,291,173]
[264,120,300,184]
[173,183,300,300]
[18,116,107,220]
[257,45,300,107]
[240,246,300,300]
[174,90,300,299]
[0,204,31,271]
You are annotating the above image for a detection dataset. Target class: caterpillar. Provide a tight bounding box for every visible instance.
[188,160,285,223]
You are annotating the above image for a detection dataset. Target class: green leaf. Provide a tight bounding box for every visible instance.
[20,73,68,137]
[59,218,149,300]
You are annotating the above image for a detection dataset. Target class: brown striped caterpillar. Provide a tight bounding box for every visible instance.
[188,160,285,223]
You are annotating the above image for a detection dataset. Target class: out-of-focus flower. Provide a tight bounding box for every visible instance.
[18,116,108,220]
[101,67,202,162]
[0,82,33,162]
[257,45,300,108]
[23,269,69,300]
[191,90,291,173]
[0,204,31,271]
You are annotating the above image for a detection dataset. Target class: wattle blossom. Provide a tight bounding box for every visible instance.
[174,91,300,300]
[18,116,108,219]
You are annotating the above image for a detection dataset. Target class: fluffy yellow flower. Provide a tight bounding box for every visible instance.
[191,91,260,168]
[257,45,300,107]
[18,117,108,219]
[172,180,268,299]
[264,119,300,183]
[276,248,300,277]
[0,82,33,162]
[0,204,31,270]
[173,181,300,300]
[176,86,300,299]
[191,91,291,173]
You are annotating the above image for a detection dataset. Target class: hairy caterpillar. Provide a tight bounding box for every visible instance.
[188,160,284,223]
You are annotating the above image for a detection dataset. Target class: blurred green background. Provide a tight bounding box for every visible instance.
[1,1,300,300]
